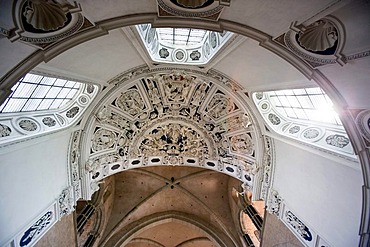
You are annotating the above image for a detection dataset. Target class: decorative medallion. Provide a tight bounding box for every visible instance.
[19,211,53,247]
[147,28,156,44]
[285,210,313,242]
[326,134,350,148]
[115,89,146,116]
[268,113,281,125]
[171,0,214,8]
[0,124,12,137]
[261,103,268,110]
[86,84,95,94]
[289,126,300,134]
[42,117,56,127]
[66,106,80,118]
[302,128,320,139]
[190,50,201,60]
[205,94,236,119]
[157,0,227,20]
[159,47,170,58]
[91,128,116,152]
[210,32,217,49]
[19,119,38,131]
[255,92,263,100]
[229,134,254,155]
[78,95,88,105]
[175,50,185,60]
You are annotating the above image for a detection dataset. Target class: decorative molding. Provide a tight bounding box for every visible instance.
[58,186,74,218]
[2,1,94,50]
[284,210,314,243]
[266,189,282,217]
[261,136,274,200]
[75,69,265,200]
[156,0,229,20]
[284,16,346,67]
[4,202,58,247]
[266,190,333,247]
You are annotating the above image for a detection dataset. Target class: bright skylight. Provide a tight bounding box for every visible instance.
[135,24,233,65]
[266,87,342,126]
[157,28,207,46]
[0,73,81,113]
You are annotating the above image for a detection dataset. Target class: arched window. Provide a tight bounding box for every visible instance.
[253,87,355,159]
[0,72,98,146]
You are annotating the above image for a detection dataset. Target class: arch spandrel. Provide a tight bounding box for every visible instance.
[77,68,268,200]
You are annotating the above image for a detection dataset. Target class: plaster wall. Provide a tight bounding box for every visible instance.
[0,131,72,245]
[272,139,362,247]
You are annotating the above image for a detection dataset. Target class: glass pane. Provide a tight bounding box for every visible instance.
[0,73,84,113]
[40,76,56,85]
[31,85,51,98]
[46,87,61,98]
[58,88,72,98]
[2,99,28,112]
[22,99,42,111]
[23,74,42,84]
[66,89,78,98]
[38,99,54,110]
[50,99,64,109]
[54,79,67,87]
[65,81,76,88]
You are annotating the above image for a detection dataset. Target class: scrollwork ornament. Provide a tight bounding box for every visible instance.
[42,117,56,127]
[19,211,53,247]
[58,187,74,217]
[116,89,145,116]
[0,123,12,137]
[326,134,349,148]
[19,119,38,132]
[66,106,80,118]
[285,211,313,242]
[267,189,282,217]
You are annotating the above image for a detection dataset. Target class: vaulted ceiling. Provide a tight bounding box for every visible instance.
[0,1,369,247]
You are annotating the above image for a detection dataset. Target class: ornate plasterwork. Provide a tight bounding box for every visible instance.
[0,1,93,49]
[282,17,346,67]
[76,69,265,200]
[266,189,282,217]
[261,136,274,200]
[156,0,230,20]
[58,187,74,218]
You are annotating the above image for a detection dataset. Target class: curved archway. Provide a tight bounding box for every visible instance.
[102,211,235,247]
[77,68,266,200]
[0,4,368,246]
